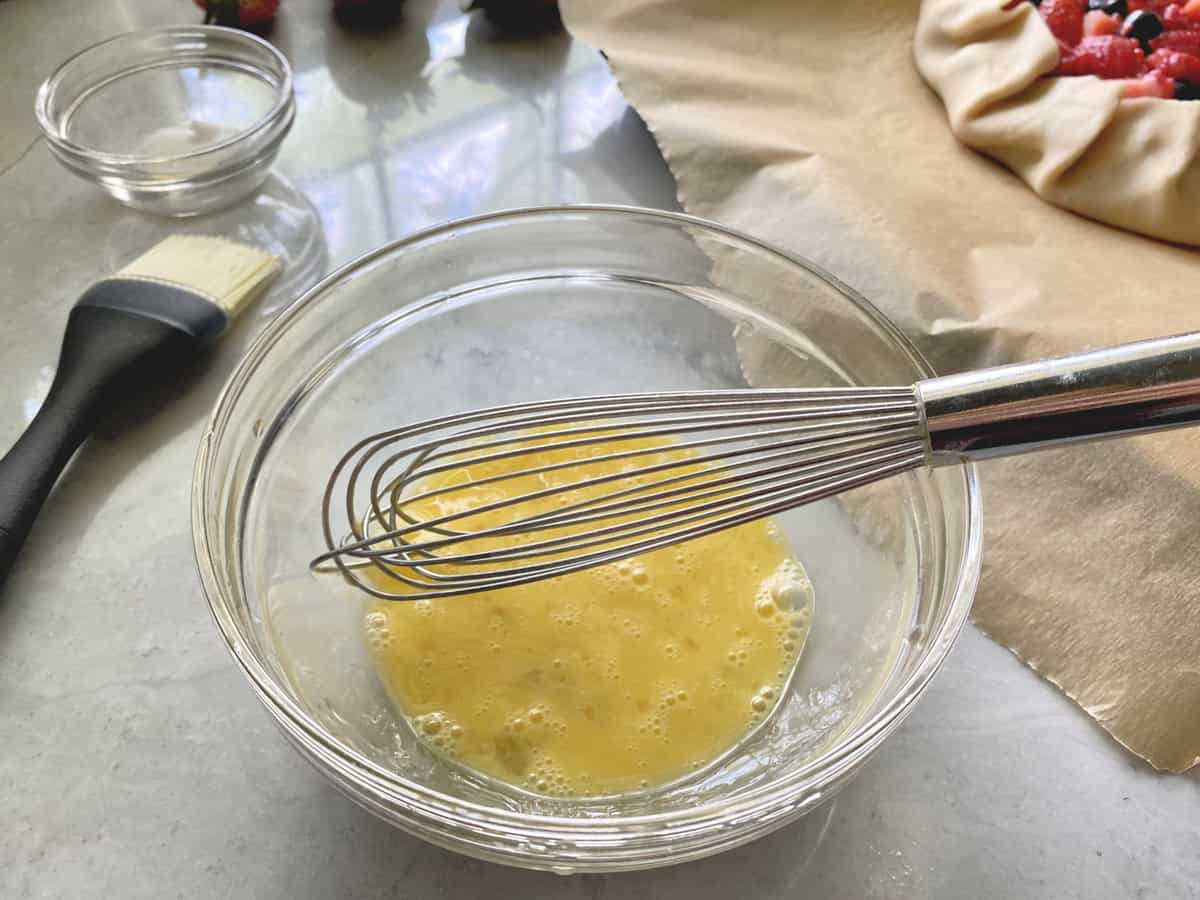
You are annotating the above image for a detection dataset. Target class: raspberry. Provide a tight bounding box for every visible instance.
[1056,35,1147,75]
[194,0,280,30]
[1040,0,1087,44]
[1148,47,1200,78]
[1151,29,1200,53]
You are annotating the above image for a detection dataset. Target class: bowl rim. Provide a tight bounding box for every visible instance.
[34,24,294,167]
[192,203,983,839]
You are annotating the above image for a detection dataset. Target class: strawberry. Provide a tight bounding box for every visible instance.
[1152,29,1200,53]
[194,0,280,32]
[1039,0,1087,45]
[1056,35,1146,75]
[1148,47,1200,77]
[1084,10,1123,35]
[1184,0,1200,17]
[1120,69,1176,95]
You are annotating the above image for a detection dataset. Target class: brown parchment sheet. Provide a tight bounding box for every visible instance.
[561,0,1200,772]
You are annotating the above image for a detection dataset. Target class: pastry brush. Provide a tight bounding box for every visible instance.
[0,236,280,584]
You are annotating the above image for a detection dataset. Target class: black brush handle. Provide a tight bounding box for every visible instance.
[0,304,197,585]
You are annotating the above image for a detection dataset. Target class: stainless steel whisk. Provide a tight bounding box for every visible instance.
[312,332,1200,600]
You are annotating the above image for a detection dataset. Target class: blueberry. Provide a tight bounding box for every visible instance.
[1088,0,1126,15]
[1175,79,1200,100]
[466,0,562,33]
[1123,10,1164,53]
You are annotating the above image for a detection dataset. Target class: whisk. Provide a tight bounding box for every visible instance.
[312,332,1200,600]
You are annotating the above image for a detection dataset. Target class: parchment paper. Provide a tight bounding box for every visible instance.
[561,0,1200,772]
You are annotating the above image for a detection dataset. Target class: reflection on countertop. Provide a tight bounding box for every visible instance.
[276,0,677,262]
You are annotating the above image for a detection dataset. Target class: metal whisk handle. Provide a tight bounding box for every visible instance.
[918,331,1200,462]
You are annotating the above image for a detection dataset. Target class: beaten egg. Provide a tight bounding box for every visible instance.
[362,429,814,796]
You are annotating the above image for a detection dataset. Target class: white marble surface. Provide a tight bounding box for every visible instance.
[1,0,1197,896]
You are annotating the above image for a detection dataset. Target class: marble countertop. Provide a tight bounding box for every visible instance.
[1,0,1196,896]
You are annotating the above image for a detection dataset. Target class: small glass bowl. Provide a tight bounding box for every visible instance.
[193,206,982,872]
[35,26,294,217]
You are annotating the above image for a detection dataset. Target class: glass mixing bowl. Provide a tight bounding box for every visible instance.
[192,206,981,872]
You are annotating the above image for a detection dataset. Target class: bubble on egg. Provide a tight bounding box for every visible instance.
[363,612,393,652]
[413,711,461,753]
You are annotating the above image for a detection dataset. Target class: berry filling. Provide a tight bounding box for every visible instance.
[1020,0,1200,97]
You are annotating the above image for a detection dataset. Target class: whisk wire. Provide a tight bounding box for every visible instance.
[313,388,927,599]
[320,443,926,600]
[372,412,921,541]
[386,438,928,570]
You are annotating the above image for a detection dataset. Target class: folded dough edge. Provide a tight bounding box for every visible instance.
[915,0,1200,246]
